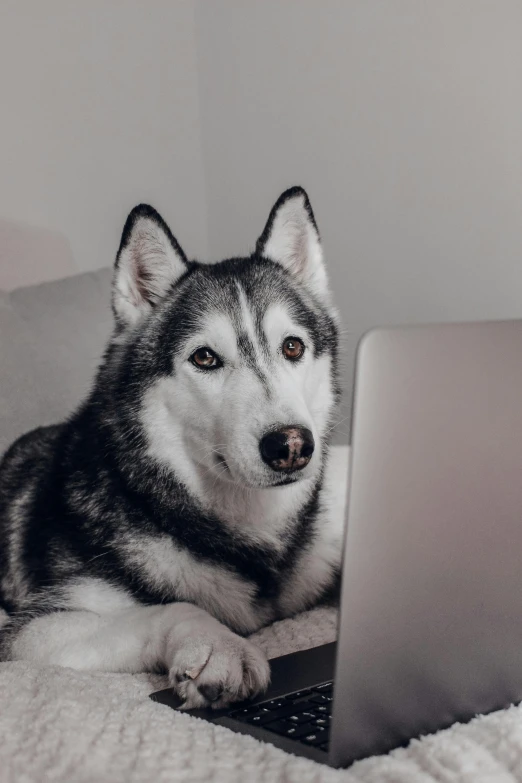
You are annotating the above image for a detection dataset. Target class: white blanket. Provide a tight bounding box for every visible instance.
[1,604,522,782]
[2,445,522,782]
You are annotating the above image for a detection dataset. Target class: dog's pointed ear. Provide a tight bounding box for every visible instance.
[255,186,329,300]
[112,204,188,327]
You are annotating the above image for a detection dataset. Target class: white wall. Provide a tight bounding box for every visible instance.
[195,0,522,437]
[2,2,522,439]
[0,0,208,275]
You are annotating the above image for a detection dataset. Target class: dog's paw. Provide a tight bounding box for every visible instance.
[168,630,270,710]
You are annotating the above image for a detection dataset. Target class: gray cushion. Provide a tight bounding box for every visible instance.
[0,268,113,455]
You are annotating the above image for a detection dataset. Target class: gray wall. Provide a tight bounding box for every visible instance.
[2,1,522,441]
[196,0,522,440]
[0,0,208,273]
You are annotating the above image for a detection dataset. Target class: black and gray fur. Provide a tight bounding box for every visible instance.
[0,187,342,708]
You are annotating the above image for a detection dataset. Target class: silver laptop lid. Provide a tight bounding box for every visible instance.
[331,320,522,767]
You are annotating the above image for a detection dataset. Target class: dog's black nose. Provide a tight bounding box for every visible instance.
[259,427,315,472]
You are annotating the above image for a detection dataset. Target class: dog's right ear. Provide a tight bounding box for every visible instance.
[255,186,329,302]
[112,204,188,328]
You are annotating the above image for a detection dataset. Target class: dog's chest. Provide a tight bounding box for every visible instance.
[276,505,344,616]
[121,450,348,630]
[121,532,275,632]
[275,447,349,615]
[120,522,339,633]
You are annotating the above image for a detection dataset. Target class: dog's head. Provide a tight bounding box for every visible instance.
[108,187,340,492]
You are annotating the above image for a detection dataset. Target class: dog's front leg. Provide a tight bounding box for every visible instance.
[5,602,270,708]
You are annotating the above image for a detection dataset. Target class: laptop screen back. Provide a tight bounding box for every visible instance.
[331,321,522,766]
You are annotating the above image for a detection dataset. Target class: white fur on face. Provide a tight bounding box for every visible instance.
[262,302,334,438]
[141,293,335,498]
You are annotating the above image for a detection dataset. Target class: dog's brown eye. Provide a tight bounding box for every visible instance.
[282,337,305,361]
[191,348,222,370]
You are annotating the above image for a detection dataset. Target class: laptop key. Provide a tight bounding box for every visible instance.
[247,702,313,723]
[313,682,333,694]
[313,717,330,727]
[282,722,315,739]
[261,700,286,710]
[310,694,331,704]
[313,705,330,714]
[300,727,328,746]
[247,712,282,727]
[277,701,314,717]
[229,705,260,717]
[284,689,312,700]
[287,713,313,724]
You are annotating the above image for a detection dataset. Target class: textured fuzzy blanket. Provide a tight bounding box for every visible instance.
[2,445,522,782]
[1,605,522,783]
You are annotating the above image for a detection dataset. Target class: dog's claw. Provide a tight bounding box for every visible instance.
[169,632,270,709]
[198,683,223,703]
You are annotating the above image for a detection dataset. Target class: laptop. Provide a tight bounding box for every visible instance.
[151,319,522,767]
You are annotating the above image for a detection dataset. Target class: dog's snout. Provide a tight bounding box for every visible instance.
[259,427,314,472]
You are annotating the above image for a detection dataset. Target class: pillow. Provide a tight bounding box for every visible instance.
[0,268,113,455]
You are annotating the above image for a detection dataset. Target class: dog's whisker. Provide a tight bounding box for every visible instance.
[192,443,228,454]
[209,464,231,492]
[86,551,111,564]
[328,430,351,440]
[324,415,352,436]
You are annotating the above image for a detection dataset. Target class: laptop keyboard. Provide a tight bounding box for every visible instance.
[228,681,333,752]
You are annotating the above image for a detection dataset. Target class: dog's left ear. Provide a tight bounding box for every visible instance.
[112,204,188,328]
[255,186,329,301]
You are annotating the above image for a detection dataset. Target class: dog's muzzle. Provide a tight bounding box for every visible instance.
[259,427,314,472]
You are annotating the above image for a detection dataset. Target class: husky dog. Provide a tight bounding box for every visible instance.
[0,187,342,708]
